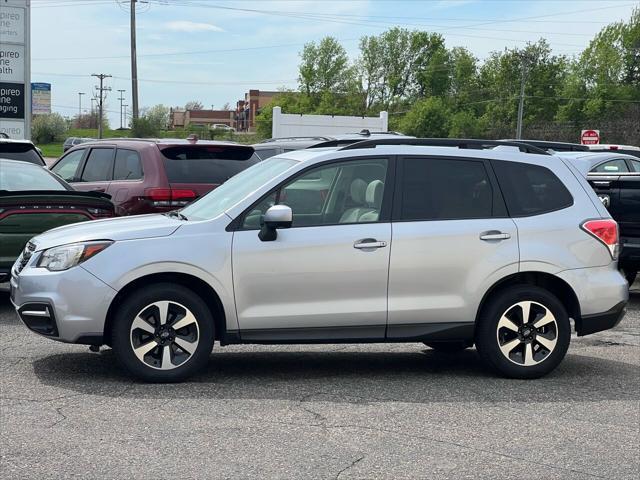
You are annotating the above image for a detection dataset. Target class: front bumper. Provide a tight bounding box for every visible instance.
[11,262,117,344]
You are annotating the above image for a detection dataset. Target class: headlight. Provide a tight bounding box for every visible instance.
[37,241,113,271]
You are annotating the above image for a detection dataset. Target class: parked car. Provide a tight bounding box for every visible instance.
[210,124,235,132]
[0,159,114,283]
[49,138,257,216]
[10,138,628,382]
[502,139,589,153]
[252,131,413,160]
[252,137,333,160]
[556,151,639,284]
[0,139,46,166]
[585,144,640,159]
[63,137,94,152]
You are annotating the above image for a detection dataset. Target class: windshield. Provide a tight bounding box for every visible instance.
[0,161,68,191]
[181,157,298,221]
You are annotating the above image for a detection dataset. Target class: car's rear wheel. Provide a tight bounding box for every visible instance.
[475,286,570,379]
[111,283,214,382]
[424,340,473,352]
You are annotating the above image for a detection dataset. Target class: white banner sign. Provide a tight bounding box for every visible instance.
[0,44,25,82]
[0,118,26,138]
[0,6,26,44]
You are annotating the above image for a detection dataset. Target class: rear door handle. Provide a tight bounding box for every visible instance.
[354,238,387,250]
[480,231,511,241]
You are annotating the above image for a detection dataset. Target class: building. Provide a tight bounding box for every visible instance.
[169,108,235,130]
[168,89,279,132]
[235,90,278,132]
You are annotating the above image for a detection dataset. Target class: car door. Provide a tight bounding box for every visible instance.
[232,156,393,341]
[106,148,145,215]
[387,156,519,339]
[73,146,115,193]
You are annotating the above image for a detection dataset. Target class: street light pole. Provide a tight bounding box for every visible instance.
[78,92,85,118]
[117,89,126,129]
[123,105,128,128]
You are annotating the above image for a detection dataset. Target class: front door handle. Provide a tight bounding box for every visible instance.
[480,231,511,241]
[354,238,387,250]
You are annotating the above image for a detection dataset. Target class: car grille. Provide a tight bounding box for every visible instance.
[15,241,36,275]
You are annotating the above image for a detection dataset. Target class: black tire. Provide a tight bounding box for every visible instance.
[475,285,570,379]
[424,341,473,353]
[111,283,214,382]
[623,269,637,286]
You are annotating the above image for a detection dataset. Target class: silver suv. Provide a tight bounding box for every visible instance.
[10,139,628,382]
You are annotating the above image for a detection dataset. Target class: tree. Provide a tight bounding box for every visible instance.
[185,100,204,111]
[144,104,170,130]
[220,102,232,111]
[399,97,450,137]
[130,117,158,138]
[32,113,68,143]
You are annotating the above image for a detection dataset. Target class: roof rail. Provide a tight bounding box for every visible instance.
[339,138,551,155]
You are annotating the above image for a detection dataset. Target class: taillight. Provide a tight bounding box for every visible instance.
[582,219,618,259]
[86,207,113,218]
[145,188,197,208]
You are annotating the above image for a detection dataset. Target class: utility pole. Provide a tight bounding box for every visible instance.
[78,92,85,118]
[117,89,126,129]
[130,0,139,120]
[516,63,527,140]
[92,73,112,139]
[123,105,128,128]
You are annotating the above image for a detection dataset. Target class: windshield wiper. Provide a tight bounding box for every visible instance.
[165,210,189,221]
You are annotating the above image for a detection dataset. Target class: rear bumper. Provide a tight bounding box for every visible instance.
[576,301,626,336]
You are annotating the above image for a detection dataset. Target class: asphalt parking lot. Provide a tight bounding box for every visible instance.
[1,282,639,479]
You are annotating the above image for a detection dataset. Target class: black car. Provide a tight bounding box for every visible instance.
[0,139,46,166]
[559,152,640,285]
[63,137,94,152]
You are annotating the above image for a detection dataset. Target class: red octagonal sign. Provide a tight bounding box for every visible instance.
[581,129,600,145]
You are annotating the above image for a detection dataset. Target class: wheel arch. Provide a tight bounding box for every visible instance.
[475,271,581,326]
[103,272,229,346]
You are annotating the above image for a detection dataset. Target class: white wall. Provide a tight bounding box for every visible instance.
[271,107,388,138]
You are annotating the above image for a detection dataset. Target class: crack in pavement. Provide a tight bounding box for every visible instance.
[335,455,365,479]
[48,407,67,428]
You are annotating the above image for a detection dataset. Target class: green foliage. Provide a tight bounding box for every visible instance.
[130,116,159,138]
[399,97,450,137]
[32,113,68,144]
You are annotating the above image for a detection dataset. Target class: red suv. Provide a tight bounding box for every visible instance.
[50,139,257,216]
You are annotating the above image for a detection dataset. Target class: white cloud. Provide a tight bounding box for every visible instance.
[165,21,224,33]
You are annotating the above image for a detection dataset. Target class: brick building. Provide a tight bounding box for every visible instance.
[169,108,235,130]
[235,90,278,132]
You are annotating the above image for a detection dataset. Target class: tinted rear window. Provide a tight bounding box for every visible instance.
[0,143,44,165]
[160,146,258,184]
[493,161,573,217]
[113,149,143,180]
[400,157,494,221]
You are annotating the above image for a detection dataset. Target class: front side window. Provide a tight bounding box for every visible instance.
[242,158,389,229]
[493,160,573,217]
[592,159,629,173]
[113,149,143,180]
[399,157,493,221]
[81,148,115,182]
[52,149,84,181]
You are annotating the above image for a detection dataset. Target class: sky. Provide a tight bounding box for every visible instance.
[28,0,639,127]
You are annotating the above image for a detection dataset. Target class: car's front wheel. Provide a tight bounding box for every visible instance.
[475,286,570,379]
[111,283,214,382]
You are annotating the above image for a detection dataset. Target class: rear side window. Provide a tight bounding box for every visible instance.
[0,143,44,165]
[493,161,573,217]
[630,159,640,172]
[81,148,114,182]
[400,158,494,221]
[160,146,258,184]
[592,159,629,173]
[113,149,143,180]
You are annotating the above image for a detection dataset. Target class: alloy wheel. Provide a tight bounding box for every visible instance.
[496,301,558,367]
[129,301,200,370]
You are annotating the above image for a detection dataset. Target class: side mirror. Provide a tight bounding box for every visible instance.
[259,205,292,242]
